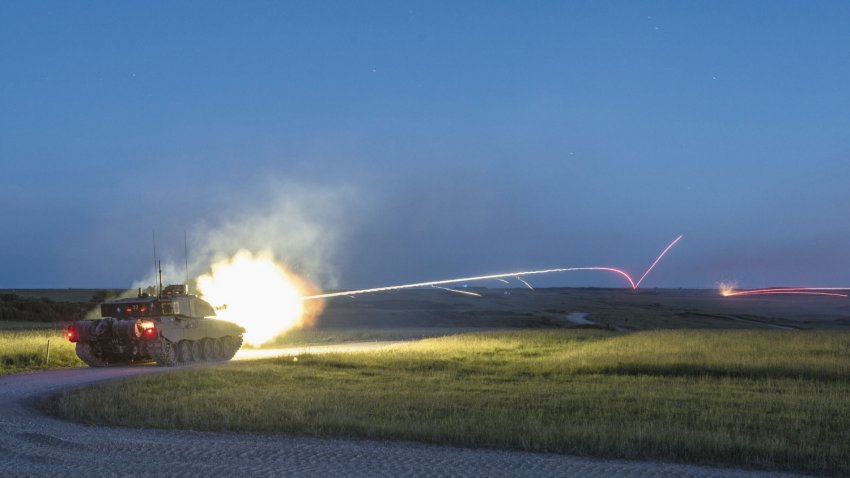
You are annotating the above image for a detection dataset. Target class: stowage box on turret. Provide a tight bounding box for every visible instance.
[66,284,244,367]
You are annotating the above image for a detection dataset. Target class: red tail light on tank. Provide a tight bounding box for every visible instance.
[65,326,78,342]
[137,321,158,340]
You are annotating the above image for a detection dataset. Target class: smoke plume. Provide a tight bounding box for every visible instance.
[132,180,361,293]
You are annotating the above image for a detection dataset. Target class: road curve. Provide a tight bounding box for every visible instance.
[1,342,809,477]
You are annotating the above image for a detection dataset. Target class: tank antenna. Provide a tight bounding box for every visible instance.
[183,230,189,289]
[152,229,158,295]
[158,260,163,297]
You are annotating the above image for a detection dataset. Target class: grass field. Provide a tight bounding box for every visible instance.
[254,327,474,347]
[44,330,850,475]
[0,327,83,375]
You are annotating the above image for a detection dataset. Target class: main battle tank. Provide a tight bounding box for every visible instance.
[66,284,244,367]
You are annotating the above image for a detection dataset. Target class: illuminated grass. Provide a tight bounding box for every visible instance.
[256,327,470,348]
[45,330,850,475]
[0,327,83,375]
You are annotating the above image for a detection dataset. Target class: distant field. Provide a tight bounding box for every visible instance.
[45,330,850,476]
[0,328,82,375]
[315,287,850,331]
[4,287,849,331]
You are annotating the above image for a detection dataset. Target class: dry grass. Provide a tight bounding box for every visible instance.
[0,328,83,375]
[45,330,850,475]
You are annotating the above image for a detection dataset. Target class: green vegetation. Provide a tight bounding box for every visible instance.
[0,288,121,303]
[252,328,393,348]
[0,328,83,375]
[0,290,113,323]
[44,330,850,475]
[0,289,105,374]
[255,327,462,348]
[0,321,67,330]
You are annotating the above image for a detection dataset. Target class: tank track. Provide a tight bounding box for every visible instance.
[147,338,179,366]
[148,335,242,367]
[75,342,110,367]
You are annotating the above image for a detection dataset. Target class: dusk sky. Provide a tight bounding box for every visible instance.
[1,1,849,289]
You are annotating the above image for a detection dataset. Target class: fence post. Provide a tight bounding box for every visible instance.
[45,339,51,367]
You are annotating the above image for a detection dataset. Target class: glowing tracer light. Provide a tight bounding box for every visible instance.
[635,235,683,288]
[303,235,683,301]
[431,285,483,297]
[720,286,848,298]
[515,276,535,290]
[303,266,638,300]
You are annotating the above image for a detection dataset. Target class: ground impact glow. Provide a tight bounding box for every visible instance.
[719,286,849,298]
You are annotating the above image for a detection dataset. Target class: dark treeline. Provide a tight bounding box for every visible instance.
[0,292,107,322]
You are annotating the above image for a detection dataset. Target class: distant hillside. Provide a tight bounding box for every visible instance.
[0,289,123,323]
[0,289,123,303]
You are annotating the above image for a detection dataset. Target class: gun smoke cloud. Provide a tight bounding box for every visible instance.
[131,181,361,345]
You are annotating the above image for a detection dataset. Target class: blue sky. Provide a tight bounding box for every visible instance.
[1,1,849,288]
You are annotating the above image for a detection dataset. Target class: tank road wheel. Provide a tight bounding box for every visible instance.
[218,337,232,359]
[149,338,179,367]
[211,338,224,360]
[177,340,193,364]
[222,335,242,360]
[75,342,110,368]
[191,340,204,361]
[202,339,215,362]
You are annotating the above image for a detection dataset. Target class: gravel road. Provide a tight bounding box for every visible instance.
[0,342,810,477]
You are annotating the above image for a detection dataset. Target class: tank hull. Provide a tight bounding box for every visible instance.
[69,309,245,367]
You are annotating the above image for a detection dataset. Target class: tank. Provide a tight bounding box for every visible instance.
[65,284,245,367]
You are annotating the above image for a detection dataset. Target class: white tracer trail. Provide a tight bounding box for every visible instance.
[302,235,682,301]
[515,276,535,290]
[431,285,483,297]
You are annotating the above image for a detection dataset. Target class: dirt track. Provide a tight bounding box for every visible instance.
[0,342,809,477]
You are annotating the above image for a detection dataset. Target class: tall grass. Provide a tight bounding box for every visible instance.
[45,330,850,475]
[0,328,82,375]
[256,327,471,348]
[553,330,850,380]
